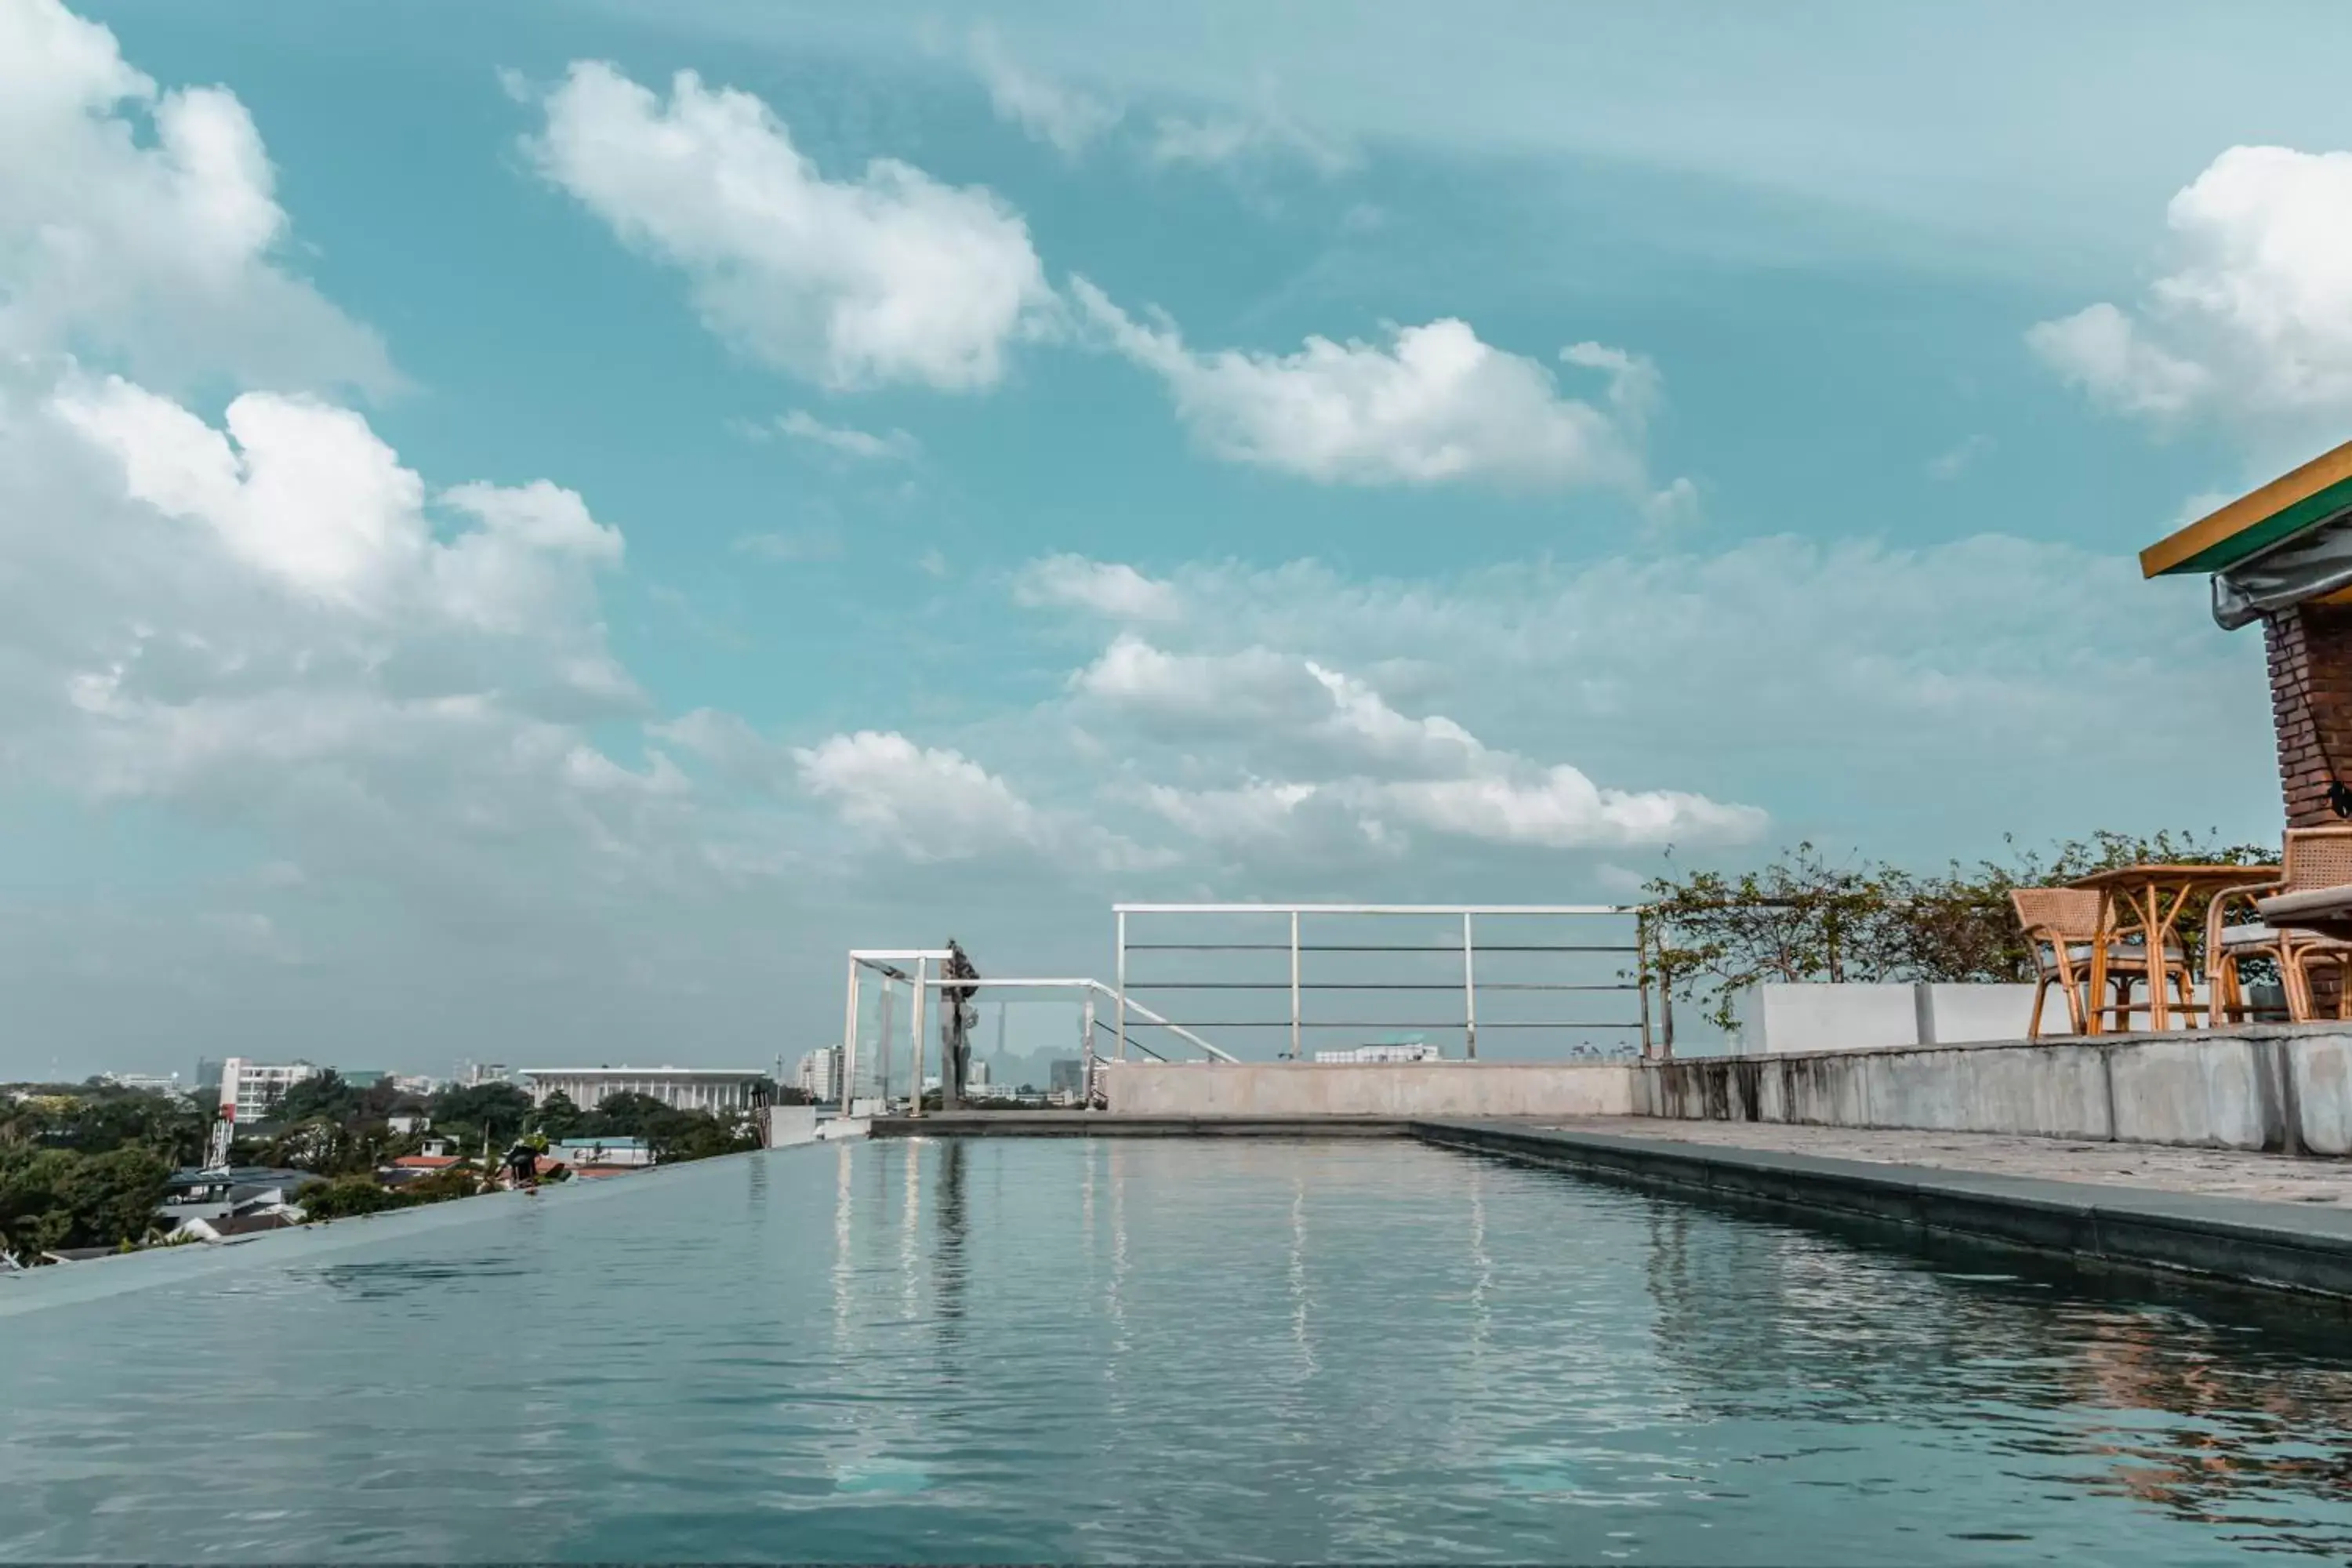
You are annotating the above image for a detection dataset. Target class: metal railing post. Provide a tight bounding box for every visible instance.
[1661,953,1675,1059]
[1289,909,1303,1060]
[840,956,860,1116]
[908,956,928,1119]
[1080,991,1097,1109]
[1461,910,1477,1061]
[1115,909,1128,1062]
[876,985,895,1107]
[1635,907,1654,1059]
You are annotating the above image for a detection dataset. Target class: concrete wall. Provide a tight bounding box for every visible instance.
[1105,1062,1638,1119]
[1734,982,2041,1053]
[1922,984,2042,1044]
[1640,1028,2352,1155]
[765,1106,818,1148]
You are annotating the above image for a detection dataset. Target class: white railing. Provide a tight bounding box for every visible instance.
[1111,903,1653,1065]
[839,952,1236,1118]
[840,903,1659,1116]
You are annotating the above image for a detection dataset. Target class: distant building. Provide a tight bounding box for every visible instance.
[1048,1058,1085,1095]
[795,1047,843,1103]
[101,1072,181,1094]
[194,1058,223,1092]
[158,1165,322,1229]
[341,1070,388,1090]
[459,1062,514,1087]
[390,1074,441,1096]
[554,1136,654,1170]
[387,1113,429,1135]
[521,1067,775,1115]
[216,1058,321,1127]
[1315,1034,1441,1064]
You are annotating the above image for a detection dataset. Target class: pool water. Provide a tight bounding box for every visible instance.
[5,1137,2352,1563]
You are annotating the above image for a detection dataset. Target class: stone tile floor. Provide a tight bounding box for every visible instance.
[1537,1117,2352,1207]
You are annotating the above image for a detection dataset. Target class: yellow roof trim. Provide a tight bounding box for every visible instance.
[2140,437,2352,579]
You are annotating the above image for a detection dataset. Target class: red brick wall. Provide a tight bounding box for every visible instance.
[2267,601,2352,826]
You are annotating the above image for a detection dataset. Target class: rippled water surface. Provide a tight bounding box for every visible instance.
[7,1137,2352,1563]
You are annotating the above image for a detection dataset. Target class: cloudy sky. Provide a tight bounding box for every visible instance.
[7,0,2346,1080]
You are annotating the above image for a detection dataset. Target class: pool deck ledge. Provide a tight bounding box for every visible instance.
[869,1112,1411,1138]
[1414,1118,2352,1302]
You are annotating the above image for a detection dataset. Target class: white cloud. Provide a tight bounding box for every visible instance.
[1925,434,1991,481]
[1012,530,2270,874]
[53,377,624,641]
[1058,617,1764,852]
[2031,145,2352,451]
[775,408,919,462]
[2028,302,2210,419]
[1377,768,1766,851]
[528,62,1054,391]
[971,28,1121,156]
[1147,106,1352,176]
[1145,779,1316,841]
[793,730,1045,860]
[1070,636,1317,724]
[1072,278,1668,492]
[0,0,393,394]
[1014,554,1183,622]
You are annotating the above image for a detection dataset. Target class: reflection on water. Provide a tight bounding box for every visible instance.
[3,1137,2352,1563]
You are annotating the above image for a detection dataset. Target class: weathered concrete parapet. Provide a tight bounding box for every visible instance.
[1104,1061,1638,1119]
[1641,1029,2352,1155]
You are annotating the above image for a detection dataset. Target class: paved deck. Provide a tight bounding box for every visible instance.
[1415,1119,2352,1303]
[1526,1116,2352,1207]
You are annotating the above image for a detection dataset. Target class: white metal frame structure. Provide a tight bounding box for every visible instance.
[1111,903,1653,1064]
[841,950,1236,1118]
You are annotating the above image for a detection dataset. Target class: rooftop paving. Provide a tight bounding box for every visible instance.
[1526,1116,2352,1207]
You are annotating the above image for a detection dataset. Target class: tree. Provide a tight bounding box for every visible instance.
[532,1091,583,1140]
[270,1070,361,1130]
[0,1144,169,1256]
[426,1083,533,1146]
[299,1177,408,1220]
[576,1091,669,1139]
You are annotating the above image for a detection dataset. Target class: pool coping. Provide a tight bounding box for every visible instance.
[874,1112,2352,1304]
[1412,1119,2352,1305]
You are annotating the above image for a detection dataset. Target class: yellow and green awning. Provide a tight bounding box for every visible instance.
[2143,441,2352,579]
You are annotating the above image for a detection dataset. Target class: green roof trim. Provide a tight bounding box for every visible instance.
[2152,474,2352,576]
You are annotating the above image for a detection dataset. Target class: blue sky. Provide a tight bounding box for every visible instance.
[6,0,2347,1079]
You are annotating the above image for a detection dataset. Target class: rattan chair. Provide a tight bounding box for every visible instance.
[2206,827,2352,1022]
[2010,887,2187,1040]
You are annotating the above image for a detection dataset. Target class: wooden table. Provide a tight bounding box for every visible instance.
[2067,864,2267,1033]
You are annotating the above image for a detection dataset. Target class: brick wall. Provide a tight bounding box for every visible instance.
[2266,601,2352,826]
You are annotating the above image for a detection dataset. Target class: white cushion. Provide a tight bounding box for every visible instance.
[2053,942,2184,964]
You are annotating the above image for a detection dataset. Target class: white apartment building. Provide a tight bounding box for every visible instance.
[521,1066,776,1114]
[216,1058,321,1126]
[795,1047,843,1103]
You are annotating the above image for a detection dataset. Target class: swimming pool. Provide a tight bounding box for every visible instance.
[4,1137,2350,1563]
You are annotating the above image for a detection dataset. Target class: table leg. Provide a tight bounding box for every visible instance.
[2146,885,2169,1031]
[2085,891,2111,1036]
